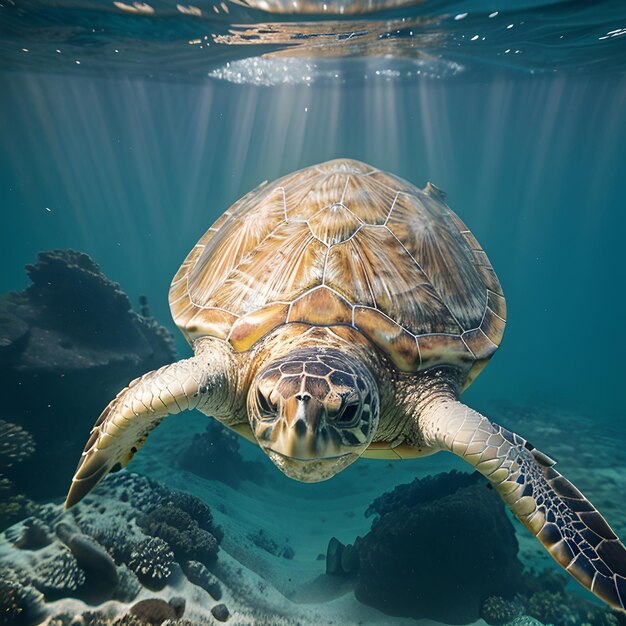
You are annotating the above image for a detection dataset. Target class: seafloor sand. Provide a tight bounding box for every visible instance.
[3,398,624,625]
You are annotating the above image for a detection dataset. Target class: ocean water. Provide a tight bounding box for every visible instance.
[1,1,626,625]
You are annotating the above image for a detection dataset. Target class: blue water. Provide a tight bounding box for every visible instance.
[2,1,626,625]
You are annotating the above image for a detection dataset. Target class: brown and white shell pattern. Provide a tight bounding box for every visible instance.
[169,159,506,384]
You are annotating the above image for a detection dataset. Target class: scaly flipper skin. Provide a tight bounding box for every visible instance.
[421,400,626,611]
[65,352,228,508]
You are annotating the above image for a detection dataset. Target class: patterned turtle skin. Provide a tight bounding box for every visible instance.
[66,159,626,613]
[169,158,505,386]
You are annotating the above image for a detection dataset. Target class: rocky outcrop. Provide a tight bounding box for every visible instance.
[0,250,176,498]
[354,471,524,624]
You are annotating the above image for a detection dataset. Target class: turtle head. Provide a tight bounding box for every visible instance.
[248,347,380,482]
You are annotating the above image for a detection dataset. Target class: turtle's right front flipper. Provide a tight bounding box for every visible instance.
[66,352,228,508]
[421,400,626,612]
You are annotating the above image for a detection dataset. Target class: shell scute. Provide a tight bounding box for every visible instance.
[386,192,487,333]
[353,307,420,371]
[417,334,473,369]
[229,303,289,352]
[169,159,505,378]
[307,203,362,245]
[480,307,507,348]
[462,328,498,361]
[487,290,507,321]
[185,308,237,342]
[288,287,353,326]
[215,221,326,314]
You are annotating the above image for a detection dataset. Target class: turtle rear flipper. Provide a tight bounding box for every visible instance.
[422,400,626,611]
[66,352,229,508]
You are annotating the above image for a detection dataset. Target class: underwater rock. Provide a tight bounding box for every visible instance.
[0,249,176,499]
[7,517,51,550]
[181,560,222,600]
[128,597,185,625]
[246,528,294,561]
[128,537,175,589]
[325,537,358,577]
[111,564,142,603]
[364,468,478,519]
[354,470,524,624]
[180,420,266,488]
[55,522,119,593]
[210,604,230,623]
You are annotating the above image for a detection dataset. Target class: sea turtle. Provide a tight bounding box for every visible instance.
[66,159,626,610]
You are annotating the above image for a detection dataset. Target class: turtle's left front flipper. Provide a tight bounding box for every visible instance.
[66,354,225,509]
[421,400,626,612]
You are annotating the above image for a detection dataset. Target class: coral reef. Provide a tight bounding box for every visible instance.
[33,549,86,596]
[0,577,45,626]
[526,591,578,626]
[507,618,544,626]
[0,472,225,623]
[515,568,625,626]
[0,420,38,531]
[0,420,35,467]
[480,596,523,625]
[179,420,266,488]
[354,470,524,624]
[137,497,220,566]
[0,249,176,498]
[128,538,175,589]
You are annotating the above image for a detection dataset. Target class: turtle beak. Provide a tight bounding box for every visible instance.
[271,393,326,459]
[260,394,360,482]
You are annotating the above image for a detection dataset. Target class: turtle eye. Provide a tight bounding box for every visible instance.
[256,388,277,418]
[335,401,361,427]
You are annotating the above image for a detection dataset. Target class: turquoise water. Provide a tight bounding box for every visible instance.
[2,2,626,625]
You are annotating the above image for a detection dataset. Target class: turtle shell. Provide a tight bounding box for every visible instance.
[169,159,505,385]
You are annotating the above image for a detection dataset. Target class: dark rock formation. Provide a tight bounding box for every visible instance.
[181,560,222,600]
[55,522,119,596]
[354,471,524,624]
[326,537,358,577]
[128,597,185,625]
[0,250,176,498]
[210,604,230,622]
